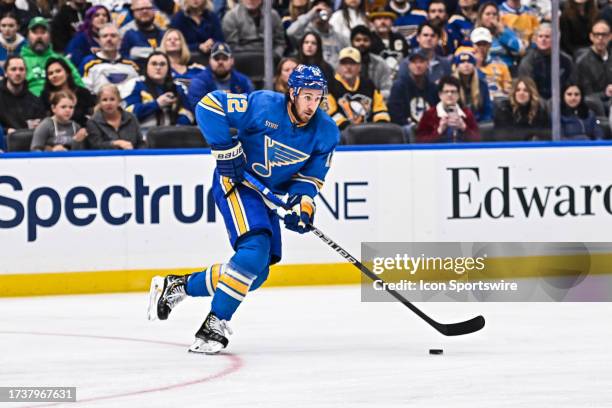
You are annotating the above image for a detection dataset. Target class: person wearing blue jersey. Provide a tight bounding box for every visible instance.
[147,64,339,354]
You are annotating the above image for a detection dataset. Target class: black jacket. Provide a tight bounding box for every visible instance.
[493,99,551,141]
[576,48,612,99]
[0,81,46,131]
[86,110,146,150]
[388,72,439,127]
[51,3,91,53]
[518,48,574,99]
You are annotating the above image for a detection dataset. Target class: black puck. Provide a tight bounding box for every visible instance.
[429,349,443,355]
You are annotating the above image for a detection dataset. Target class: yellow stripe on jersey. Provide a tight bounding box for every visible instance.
[219,273,250,296]
[291,172,324,191]
[83,59,102,76]
[198,94,225,116]
[205,263,222,295]
[217,282,245,301]
[211,264,221,289]
[221,176,248,235]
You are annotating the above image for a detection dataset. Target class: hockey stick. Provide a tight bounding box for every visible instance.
[243,172,485,336]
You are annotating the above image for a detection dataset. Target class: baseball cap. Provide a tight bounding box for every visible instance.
[28,16,49,31]
[338,47,361,64]
[470,27,492,44]
[408,48,428,61]
[211,42,232,58]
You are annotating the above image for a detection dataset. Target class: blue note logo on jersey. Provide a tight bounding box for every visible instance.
[252,135,309,177]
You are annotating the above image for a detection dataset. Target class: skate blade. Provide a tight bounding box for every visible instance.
[188,338,225,355]
[147,276,164,321]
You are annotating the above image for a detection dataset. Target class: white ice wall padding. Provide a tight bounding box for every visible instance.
[2,145,612,274]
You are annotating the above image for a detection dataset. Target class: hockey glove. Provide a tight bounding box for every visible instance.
[284,195,315,234]
[211,140,247,183]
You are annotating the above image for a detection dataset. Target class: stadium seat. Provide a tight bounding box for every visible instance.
[6,129,34,152]
[342,123,406,145]
[232,51,279,89]
[478,121,495,141]
[232,51,265,89]
[146,126,209,148]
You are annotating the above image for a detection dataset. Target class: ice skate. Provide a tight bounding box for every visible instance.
[188,312,233,354]
[147,275,188,321]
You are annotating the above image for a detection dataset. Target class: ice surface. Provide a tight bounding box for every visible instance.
[1,286,611,408]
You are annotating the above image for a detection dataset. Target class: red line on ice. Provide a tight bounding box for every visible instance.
[0,330,244,407]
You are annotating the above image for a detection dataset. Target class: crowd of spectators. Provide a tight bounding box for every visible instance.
[0,0,611,151]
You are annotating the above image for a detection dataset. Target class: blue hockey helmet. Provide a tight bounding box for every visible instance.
[287,64,328,99]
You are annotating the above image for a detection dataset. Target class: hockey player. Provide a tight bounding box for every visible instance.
[147,65,339,354]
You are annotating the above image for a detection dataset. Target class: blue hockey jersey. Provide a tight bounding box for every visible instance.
[196,90,339,198]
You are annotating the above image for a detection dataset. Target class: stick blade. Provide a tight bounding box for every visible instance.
[435,315,485,336]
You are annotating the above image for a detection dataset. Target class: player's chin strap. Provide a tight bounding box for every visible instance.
[241,172,485,337]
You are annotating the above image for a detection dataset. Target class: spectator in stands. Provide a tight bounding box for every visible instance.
[449,0,478,42]
[30,0,52,19]
[475,2,523,69]
[297,32,334,80]
[493,77,550,140]
[329,0,368,44]
[187,42,253,109]
[416,75,479,142]
[422,0,463,56]
[526,0,551,22]
[281,0,308,55]
[398,22,452,84]
[326,46,390,130]
[160,28,205,88]
[368,8,409,76]
[0,56,46,136]
[561,0,599,58]
[121,0,166,67]
[499,0,539,44]
[87,84,145,149]
[80,24,140,98]
[65,5,111,68]
[386,0,425,17]
[51,0,90,52]
[273,56,298,93]
[0,13,25,66]
[285,0,347,68]
[471,26,512,99]
[452,47,492,122]
[518,23,574,100]
[388,49,438,139]
[391,0,427,41]
[170,0,224,59]
[125,51,193,132]
[41,57,96,126]
[576,20,612,113]
[222,0,285,58]
[600,0,612,28]
[31,91,88,151]
[0,0,37,35]
[560,82,604,140]
[282,0,309,29]
[21,17,85,96]
[350,25,392,99]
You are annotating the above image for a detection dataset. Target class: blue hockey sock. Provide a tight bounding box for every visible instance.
[211,232,270,320]
[185,264,222,297]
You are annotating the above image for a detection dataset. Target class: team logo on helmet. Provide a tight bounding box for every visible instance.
[288,64,328,97]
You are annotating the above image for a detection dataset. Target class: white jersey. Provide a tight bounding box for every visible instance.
[82,52,140,98]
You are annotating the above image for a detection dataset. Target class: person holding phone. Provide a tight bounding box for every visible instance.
[124,51,194,134]
[416,75,480,142]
